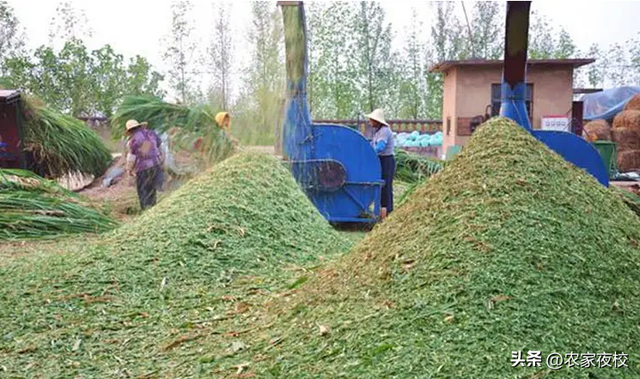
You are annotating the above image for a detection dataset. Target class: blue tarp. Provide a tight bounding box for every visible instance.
[582,86,640,121]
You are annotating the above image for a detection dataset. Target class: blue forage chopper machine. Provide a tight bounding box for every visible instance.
[278,1,385,223]
[276,1,608,225]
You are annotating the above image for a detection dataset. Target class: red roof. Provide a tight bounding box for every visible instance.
[428,58,595,73]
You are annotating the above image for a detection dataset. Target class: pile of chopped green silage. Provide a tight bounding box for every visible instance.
[108,151,349,282]
[209,117,640,378]
[0,152,350,377]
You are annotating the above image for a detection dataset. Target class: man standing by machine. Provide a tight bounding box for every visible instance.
[368,108,395,218]
[125,119,164,210]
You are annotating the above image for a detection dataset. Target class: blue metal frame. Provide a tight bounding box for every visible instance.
[500,1,609,187]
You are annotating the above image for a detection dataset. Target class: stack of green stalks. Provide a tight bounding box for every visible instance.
[21,99,112,178]
[394,148,445,183]
[393,148,446,207]
[111,96,234,166]
[0,169,118,240]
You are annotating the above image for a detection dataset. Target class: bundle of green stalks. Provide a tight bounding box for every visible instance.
[111,96,234,166]
[394,147,445,183]
[0,169,118,241]
[21,99,112,179]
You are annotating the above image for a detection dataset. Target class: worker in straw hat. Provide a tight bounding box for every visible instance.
[215,111,231,133]
[193,111,238,154]
[215,111,239,148]
[368,108,396,218]
[124,119,164,210]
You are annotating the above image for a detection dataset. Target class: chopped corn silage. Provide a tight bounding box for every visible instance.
[222,117,640,378]
[0,152,350,377]
[108,151,349,281]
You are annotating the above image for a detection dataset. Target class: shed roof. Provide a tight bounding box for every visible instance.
[428,58,595,73]
[0,90,20,104]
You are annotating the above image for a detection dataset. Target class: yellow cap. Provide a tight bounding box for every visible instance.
[215,112,230,132]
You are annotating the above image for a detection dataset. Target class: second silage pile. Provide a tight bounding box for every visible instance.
[241,117,640,378]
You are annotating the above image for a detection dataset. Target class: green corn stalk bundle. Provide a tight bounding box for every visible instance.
[111,96,234,165]
[21,101,112,179]
[0,169,118,241]
[394,148,445,183]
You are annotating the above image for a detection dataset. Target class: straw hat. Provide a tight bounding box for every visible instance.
[125,119,148,131]
[367,109,389,127]
[215,112,231,131]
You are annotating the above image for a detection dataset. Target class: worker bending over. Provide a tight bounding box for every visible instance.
[215,111,239,148]
[125,119,164,210]
[368,108,395,218]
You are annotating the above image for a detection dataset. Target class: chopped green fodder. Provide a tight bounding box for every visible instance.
[218,117,640,378]
[108,151,349,282]
[613,186,640,217]
[0,169,118,240]
[0,152,350,377]
[22,99,112,178]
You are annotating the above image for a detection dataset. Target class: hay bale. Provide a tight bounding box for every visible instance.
[582,119,611,141]
[624,94,640,111]
[612,110,640,130]
[247,117,640,377]
[611,127,640,150]
[618,150,640,172]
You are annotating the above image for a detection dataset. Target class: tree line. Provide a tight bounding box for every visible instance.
[1,0,639,143]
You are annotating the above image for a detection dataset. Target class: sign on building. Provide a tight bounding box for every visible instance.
[541,115,570,132]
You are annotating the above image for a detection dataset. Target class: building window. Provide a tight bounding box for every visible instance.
[491,83,533,120]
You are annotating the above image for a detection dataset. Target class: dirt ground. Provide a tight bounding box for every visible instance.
[241,145,276,155]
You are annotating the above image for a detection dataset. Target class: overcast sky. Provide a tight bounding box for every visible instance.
[8,0,640,99]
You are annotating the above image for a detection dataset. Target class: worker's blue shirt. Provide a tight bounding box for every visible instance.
[372,126,394,156]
